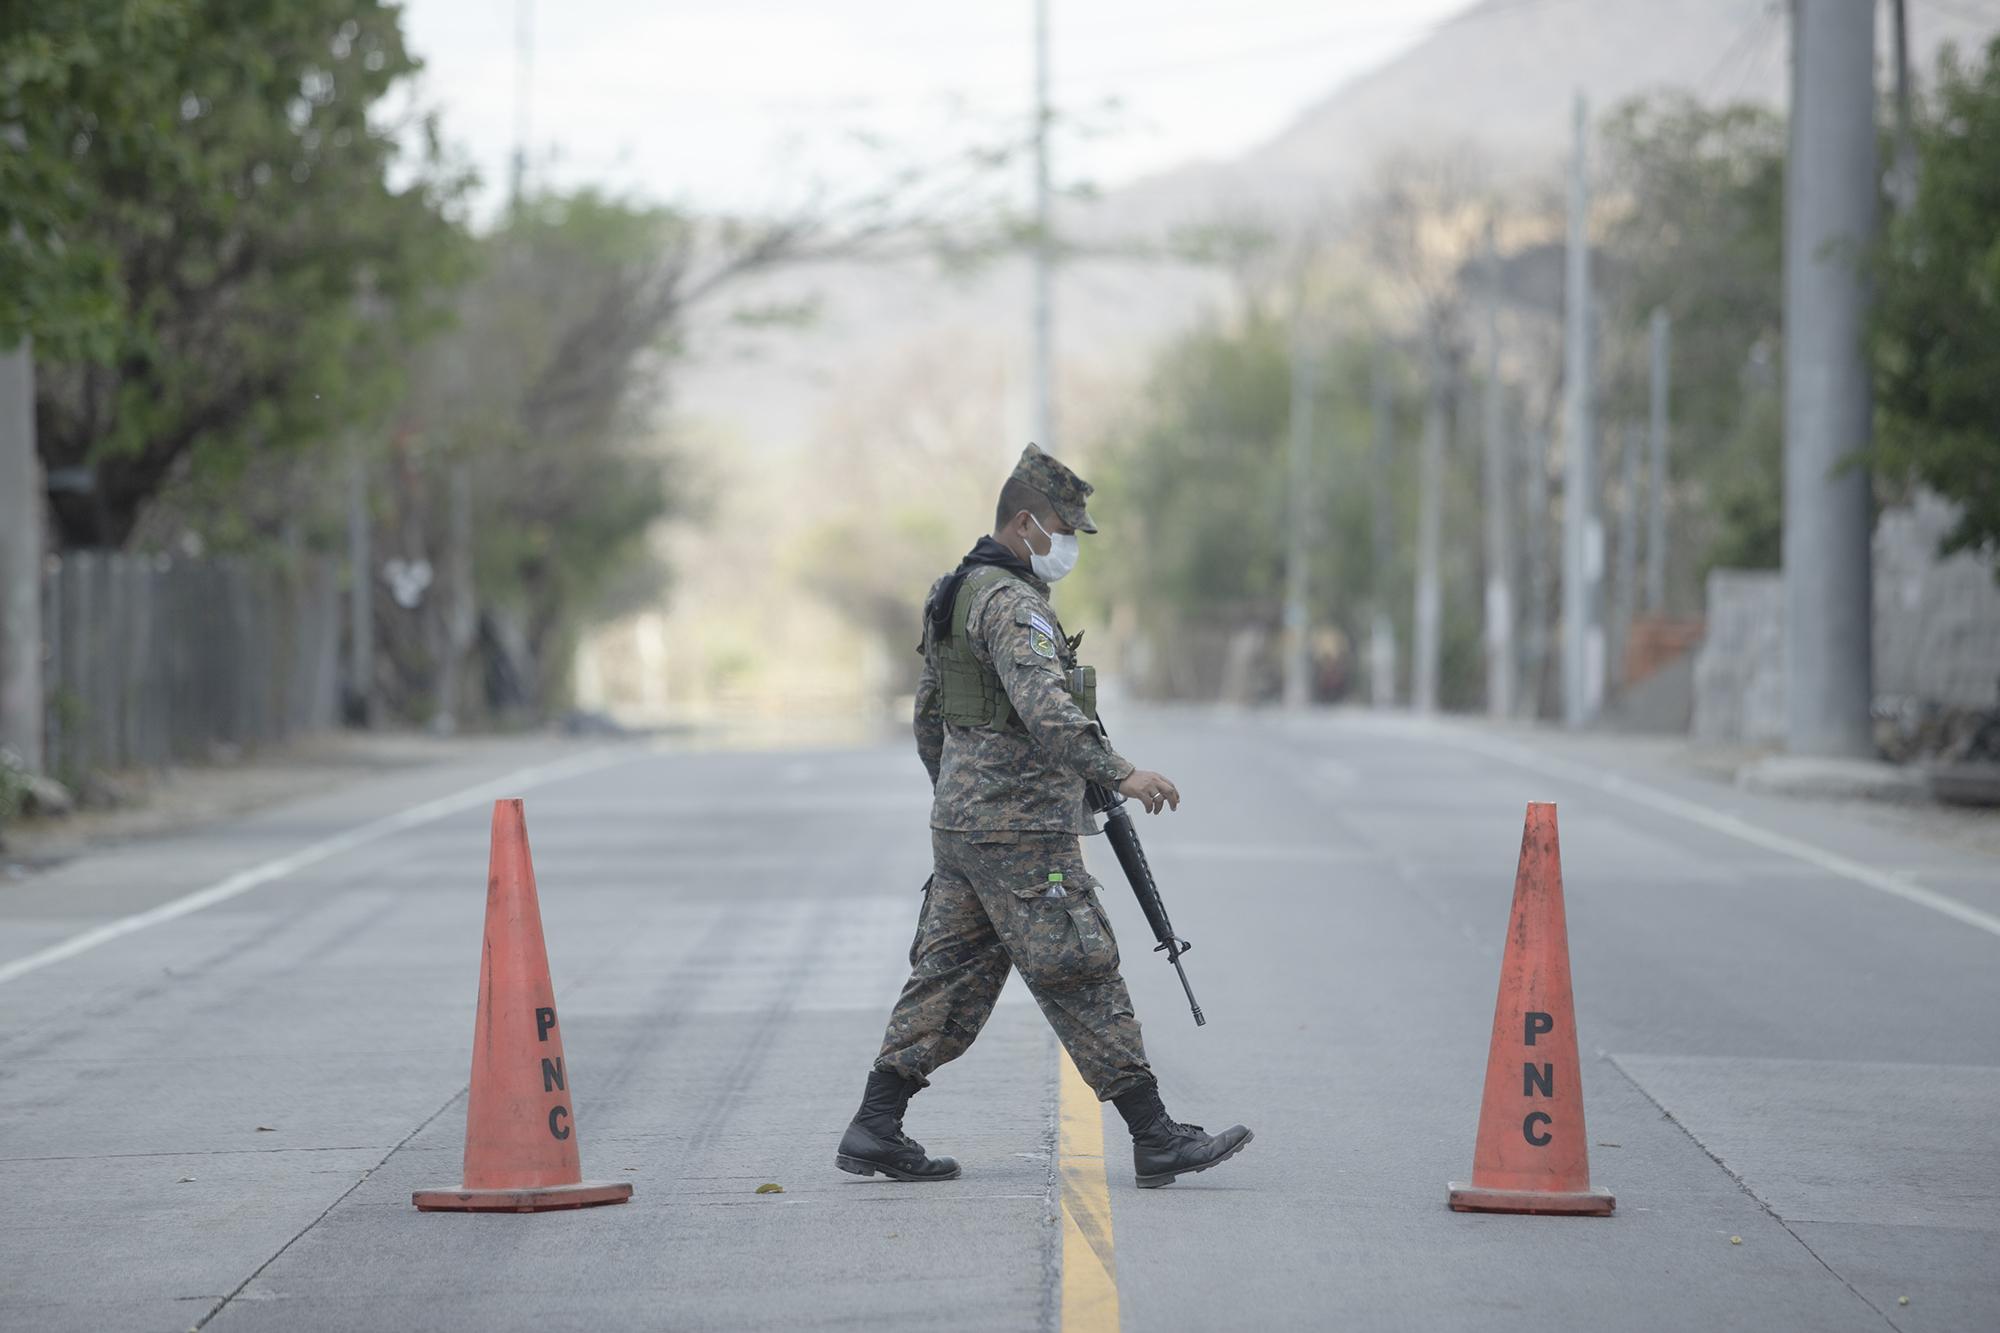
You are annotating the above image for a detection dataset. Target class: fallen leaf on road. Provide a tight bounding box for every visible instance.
[1729,1236,1742,1245]
[1899,1297,1910,1306]
[755,1183,784,1194]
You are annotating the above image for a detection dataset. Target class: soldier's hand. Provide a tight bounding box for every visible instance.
[1118,769,1181,814]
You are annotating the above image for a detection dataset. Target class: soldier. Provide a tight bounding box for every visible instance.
[837,444,1253,1190]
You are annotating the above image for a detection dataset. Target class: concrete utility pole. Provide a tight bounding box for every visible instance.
[346,444,375,728]
[1413,350,1445,716]
[1480,226,1515,719]
[1522,414,1552,718]
[1282,318,1316,710]
[0,341,42,772]
[1783,0,1877,757]
[1611,424,1640,693]
[1368,352,1398,708]
[1561,91,1600,729]
[1646,307,1671,614]
[1030,0,1057,451]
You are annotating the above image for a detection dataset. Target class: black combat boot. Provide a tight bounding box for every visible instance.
[836,1070,962,1182]
[1114,1082,1253,1189]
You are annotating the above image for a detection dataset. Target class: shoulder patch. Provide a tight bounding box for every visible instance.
[1010,600,1060,657]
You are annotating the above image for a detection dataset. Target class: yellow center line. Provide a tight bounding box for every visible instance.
[1059,1050,1120,1331]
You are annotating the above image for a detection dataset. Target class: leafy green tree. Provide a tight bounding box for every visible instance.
[1,0,466,548]
[385,192,695,718]
[1872,36,2000,571]
[0,2,152,360]
[1597,95,1788,577]
[1112,312,1294,616]
[1086,308,1407,701]
[133,191,704,722]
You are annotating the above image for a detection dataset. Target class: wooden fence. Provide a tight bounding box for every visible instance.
[40,552,341,779]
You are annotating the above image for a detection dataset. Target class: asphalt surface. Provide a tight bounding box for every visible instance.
[1,711,1995,1331]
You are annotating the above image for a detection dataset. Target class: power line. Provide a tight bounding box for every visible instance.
[1697,1,1783,100]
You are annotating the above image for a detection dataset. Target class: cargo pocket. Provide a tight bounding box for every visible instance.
[1011,879,1120,988]
[1065,891,1120,977]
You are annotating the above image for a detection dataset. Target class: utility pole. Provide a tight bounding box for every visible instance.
[510,0,535,208]
[0,340,42,772]
[346,444,375,728]
[1522,412,1552,718]
[1611,424,1640,694]
[1368,351,1398,708]
[1480,224,1515,719]
[1561,91,1600,729]
[1031,0,1056,450]
[1783,0,1876,757]
[1282,317,1316,710]
[1646,307,1671,614]
[1413,348,1445,716]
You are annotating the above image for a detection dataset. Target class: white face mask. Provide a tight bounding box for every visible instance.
[1028,514,1080,583]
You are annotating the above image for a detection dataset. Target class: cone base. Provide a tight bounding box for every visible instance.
[413,1180,634,1213]
[1447,1182,1615,1216]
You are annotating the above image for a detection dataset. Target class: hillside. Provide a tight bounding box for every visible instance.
[1087,0,1985,237]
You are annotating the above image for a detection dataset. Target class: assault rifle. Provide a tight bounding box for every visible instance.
[1084,718,1206,1027]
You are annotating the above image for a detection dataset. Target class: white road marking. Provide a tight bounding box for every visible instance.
[0,748,630,988]
[1425,723,2000,942]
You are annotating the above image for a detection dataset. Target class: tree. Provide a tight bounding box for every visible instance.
[1597,95,1788,577]
[1872,36,2000,572]
[0,2,145,359]
[1354,146,1496,372]
[1083,307,1393,701]
[1,0,467,548]
[787,334,1019,698]
[384,184,964,720]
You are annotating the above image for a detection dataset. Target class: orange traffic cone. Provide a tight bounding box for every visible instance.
[413,800,632,1213]
[1447,802,1615,1216]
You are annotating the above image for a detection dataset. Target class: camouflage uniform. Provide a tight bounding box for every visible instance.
[873,446,1154,1101]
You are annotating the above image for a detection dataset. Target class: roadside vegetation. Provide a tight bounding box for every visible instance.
[1082,37,2000,708]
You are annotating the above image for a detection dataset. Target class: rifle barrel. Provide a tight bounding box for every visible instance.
[1172,953,1207,1027]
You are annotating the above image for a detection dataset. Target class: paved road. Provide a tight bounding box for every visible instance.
[2,713,1995,1331]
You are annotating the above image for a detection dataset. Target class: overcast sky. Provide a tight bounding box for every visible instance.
[399,0,1475,219]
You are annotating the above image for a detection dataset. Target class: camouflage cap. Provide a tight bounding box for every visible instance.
[1010,443,1097,533]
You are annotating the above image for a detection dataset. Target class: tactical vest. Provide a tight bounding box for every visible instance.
[933,565,1096,728]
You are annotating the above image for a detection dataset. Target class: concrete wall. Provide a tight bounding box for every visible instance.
[1694,495,2000,744]
[1874,493,2000,711]
[1694,571,1787,743]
